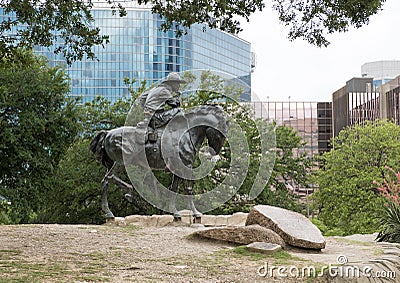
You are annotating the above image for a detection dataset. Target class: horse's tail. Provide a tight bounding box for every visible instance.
[90,130,111,167]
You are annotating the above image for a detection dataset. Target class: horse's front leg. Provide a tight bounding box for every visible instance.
[101,178,115,219]
[183,179,202,219]
[169,175,182,219]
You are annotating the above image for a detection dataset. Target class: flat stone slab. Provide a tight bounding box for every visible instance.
[201,215,216,226]
[246,242,282,255]
[214,215,229,226]
[191,224,286,246]
[227,212,248,226]
[199,213,248,227]
[123,215,174,227]
[246,205,326,250]
[178,210,194,225]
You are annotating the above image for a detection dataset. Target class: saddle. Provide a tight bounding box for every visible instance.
[144,111,188,169]
[147,108,183,143]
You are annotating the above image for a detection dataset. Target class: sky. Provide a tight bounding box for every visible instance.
[239,0,400,102]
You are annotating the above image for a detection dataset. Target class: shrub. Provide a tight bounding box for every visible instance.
[315,120,400,235]
[0,198,12,224]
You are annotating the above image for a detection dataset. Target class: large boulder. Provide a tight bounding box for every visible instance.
[191,224,286,246]
[245,205,326,249]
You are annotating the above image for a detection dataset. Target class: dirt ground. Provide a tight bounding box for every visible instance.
[0,223,397,282]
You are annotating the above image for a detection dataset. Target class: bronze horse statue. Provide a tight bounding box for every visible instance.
[90,105,228,219]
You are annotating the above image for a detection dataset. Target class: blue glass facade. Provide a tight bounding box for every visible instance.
[373,78,392,90]
[1,7,252,102]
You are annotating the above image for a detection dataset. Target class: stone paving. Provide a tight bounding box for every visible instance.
[108,210,248,227]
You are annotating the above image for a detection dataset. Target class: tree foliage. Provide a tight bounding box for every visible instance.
[315,120,400,235]
[272,0,385,47]
[0,0,386,63]
[0,197,12,224]
[0,1,124,64]
[0,49,81,223]
[181,71,312,215]
[41,79,154,224]
[143,0,385,47]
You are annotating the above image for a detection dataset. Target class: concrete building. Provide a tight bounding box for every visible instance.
[332,75,400,137]
[377,75,400,124]
[332,61,400,137]
[332,77,380,136]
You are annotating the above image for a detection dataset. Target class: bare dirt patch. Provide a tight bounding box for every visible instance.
[0,223,396,282]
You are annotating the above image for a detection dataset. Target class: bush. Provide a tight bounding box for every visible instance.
[0,198,12,224]
[0,49,80,223]
[315,120,400,235]
[311,217,346,236]
[376,203,400,242]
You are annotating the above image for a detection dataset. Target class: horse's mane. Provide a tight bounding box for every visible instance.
[185,105,228,135]
[185,104,222,114]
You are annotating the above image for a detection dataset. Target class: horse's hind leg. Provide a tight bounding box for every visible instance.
[107,163,134,203]
[108,174,134,202]
[169,175,182,219]
[112,175,133,202]
[101,162,134,219]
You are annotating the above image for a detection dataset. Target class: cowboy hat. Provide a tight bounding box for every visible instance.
[162,72,186,84]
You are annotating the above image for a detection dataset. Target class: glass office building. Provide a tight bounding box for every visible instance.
[1,2,252,102]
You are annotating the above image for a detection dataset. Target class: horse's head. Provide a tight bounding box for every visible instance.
[183,105,229,161]
[205,127,226,156]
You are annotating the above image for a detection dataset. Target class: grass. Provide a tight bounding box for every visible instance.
[0,249,116,282]
[373,248,384,256]
[332,237,374,246]
[0,249,22,260]
[226,245,307,265]
[229,245,267,261]
[0,261,72,282]
[112,224,142,236]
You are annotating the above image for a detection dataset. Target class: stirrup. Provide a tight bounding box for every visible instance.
[148,130,158,143]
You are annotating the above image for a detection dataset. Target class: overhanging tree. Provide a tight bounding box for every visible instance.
[0,0,386,63]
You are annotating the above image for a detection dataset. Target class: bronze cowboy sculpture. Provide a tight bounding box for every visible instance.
[90,73,229,219]
[137,72,185,131]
